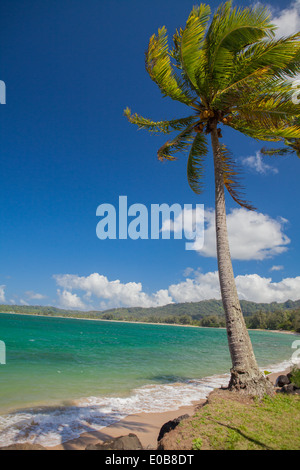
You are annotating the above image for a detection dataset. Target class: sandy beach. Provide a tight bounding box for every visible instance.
[46,367,291,450]
[48,404,199,450]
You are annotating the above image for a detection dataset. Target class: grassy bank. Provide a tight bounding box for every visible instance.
[159,389,300,450]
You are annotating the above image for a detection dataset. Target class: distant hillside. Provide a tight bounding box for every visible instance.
[0,304,94,318]
[99,299,300,321]
[1,298,299,332]
[1,298,300,322]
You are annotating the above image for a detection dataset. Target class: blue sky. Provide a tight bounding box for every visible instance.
[0,0,299,310]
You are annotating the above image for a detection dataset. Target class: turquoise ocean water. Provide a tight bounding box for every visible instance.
[0,313,295,446]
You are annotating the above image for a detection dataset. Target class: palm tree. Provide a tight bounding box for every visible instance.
[124,1,300,397]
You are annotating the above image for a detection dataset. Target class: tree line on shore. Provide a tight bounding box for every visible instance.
[1,299,299,332]
[101,308,300,332]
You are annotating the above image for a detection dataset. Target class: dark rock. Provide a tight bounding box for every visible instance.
[275,375,290,388]
[287,372,293,382]
[157,414,189,442]
[0,443,46,451]
[285,384,296,394]
[85,433,143,450]
[279,384,297,394]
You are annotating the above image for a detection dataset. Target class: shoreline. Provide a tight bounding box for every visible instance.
[48,403,200,450]
[1,311,299,336]
[0,360,294,449]
[46,367,291,450]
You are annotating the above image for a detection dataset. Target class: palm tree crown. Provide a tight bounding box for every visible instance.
[125,1,300,207]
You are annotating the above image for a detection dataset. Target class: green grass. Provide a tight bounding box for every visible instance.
[290,367,300,388]
[192,438,203,450]
[167,390,300,450]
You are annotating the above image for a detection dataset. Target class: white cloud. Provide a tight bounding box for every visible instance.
[169,272,221,303]
[169,271,300,304]
[161,207,290,261]
[195,208,290,260]
[272,0,300,37]
[183,267,195,278]
[25,291,47,300]
[0,285,5,303]
[57,289,87,310]
[53,268,300,310]
[270,265,284,271]
[242,151,278,175]
[54,273,173,309]
[235,274,300,303]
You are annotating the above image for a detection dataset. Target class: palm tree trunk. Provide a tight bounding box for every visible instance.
[210,123,273,397]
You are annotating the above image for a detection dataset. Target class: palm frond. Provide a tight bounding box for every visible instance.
[145,26,195,105]
[187,132,208,194]
[124,108,197,134]
[211,66,271,108]
[261,140,300,158]
[236,107,298,130]
[233,32,300,83]
[220,144,256,210]
[285,139,300,157]
[157,124,195,161]
[180,4,211,94]
[261,146,294,156]
[220,78,300,134]
[170,27,184,69]
[205,1,275,91]
[229,119,300,142]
